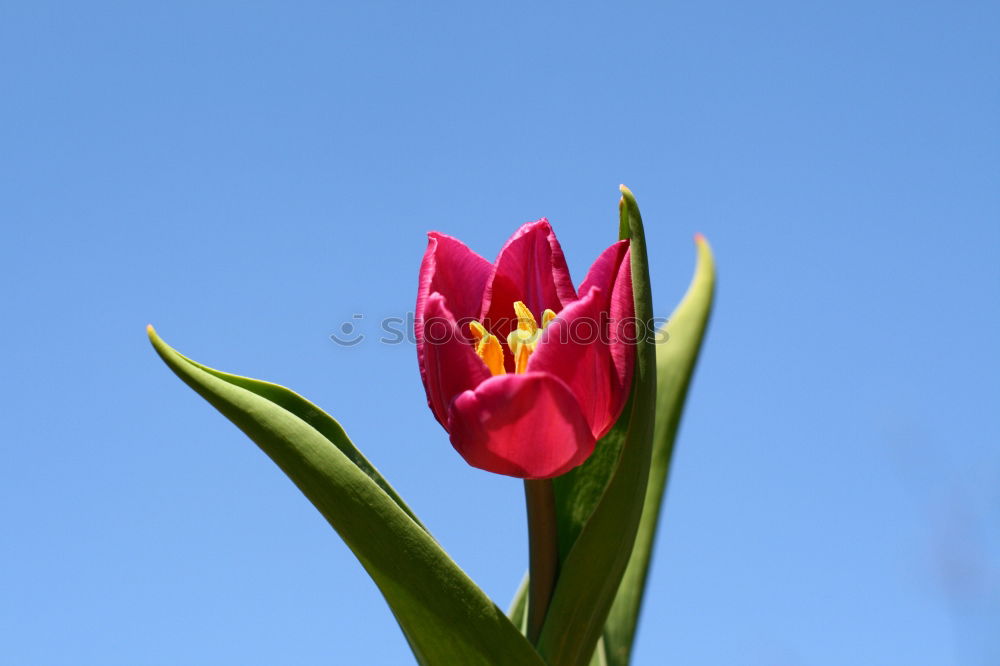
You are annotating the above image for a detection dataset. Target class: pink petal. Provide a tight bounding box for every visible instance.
[526,288,612,438]
[606,245,634,398]
[578,239,629,298]
[420,293,490,426]
[479,220,577,369]
[447,372,595,479]
[415,233,492,393]
[529,242,634,439]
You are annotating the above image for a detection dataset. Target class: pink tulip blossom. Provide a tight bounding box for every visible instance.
[416,220,634,479]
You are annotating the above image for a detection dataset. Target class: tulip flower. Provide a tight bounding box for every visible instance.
[416,219,634,479]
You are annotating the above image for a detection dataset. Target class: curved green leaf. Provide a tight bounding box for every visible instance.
[148,327,543,666]
[507,573,529,633]
[601,235,716,665]
[535,186,658,665]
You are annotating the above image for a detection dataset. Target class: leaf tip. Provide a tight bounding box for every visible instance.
[146,324,170,357]
[618,185,641,223]
[692,233,714,262]
[690,234,716,291]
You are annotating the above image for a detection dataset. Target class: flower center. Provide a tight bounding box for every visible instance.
[469,301,556,376]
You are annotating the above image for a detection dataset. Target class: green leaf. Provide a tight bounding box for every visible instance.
[600,235,716,665]
[507,573,529,633]
[147,327,544,666]
[535,186,658,665]
[551,406,630,561]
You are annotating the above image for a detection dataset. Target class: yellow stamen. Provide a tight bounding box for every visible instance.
[478,335,507,376]
[513,300,538,335]
[513,341,532,374]
[470,303,559,376]
[469,320,488,342]
[506,302,558,374]
[469,321,506,376]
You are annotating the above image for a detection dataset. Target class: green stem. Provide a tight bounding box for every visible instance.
[524,478,558,644]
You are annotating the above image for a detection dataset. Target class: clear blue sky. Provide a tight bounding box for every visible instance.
[2,2,998,664]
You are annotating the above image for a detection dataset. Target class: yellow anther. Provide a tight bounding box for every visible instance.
[477,334,507,376]
[513,301,538,335]
[541,309,556,328]
[469,320,488,342]
[469,321,505,376]
[506,328,531,373]
[513,340,532,374]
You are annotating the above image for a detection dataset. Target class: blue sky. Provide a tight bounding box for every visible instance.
[2,2,998,664]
